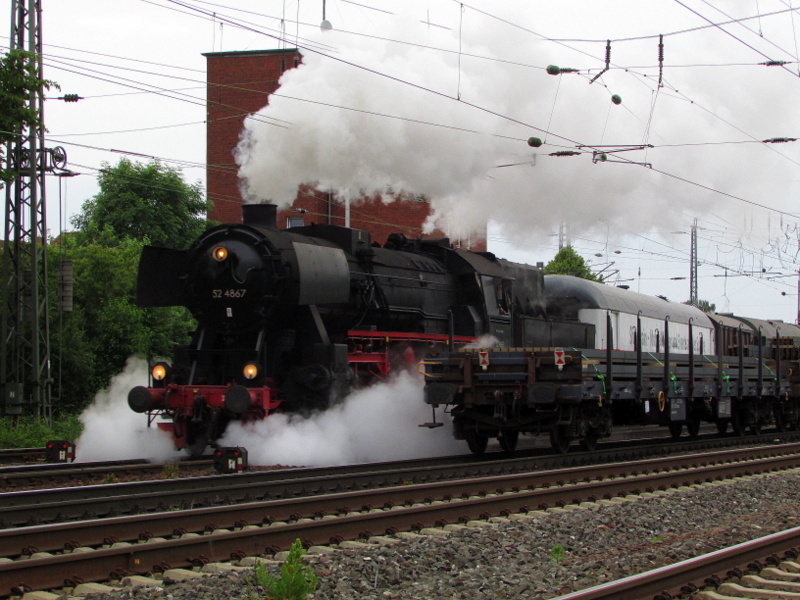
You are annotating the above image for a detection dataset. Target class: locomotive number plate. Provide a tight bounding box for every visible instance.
[212,289,247,299]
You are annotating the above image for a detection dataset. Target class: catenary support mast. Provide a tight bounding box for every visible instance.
[1,0,51,423]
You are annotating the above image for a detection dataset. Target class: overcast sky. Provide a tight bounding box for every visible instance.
[2,0,800,323]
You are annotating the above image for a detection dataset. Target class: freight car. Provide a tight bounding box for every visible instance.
[422,275,800,453]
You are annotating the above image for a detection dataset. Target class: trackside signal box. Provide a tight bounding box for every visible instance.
[45,440,76,463]
[213,447,248,473]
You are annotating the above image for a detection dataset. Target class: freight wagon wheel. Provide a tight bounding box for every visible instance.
[549,426,571,454]
[686,418,701,439]
[715,420,729,434]
[498,430,519,452]
[774,413,787,432]
[580,430,599,452]
[749,422,762,435]
[731,414,746,436]
[668,423,682,439]
[464,429,488,455]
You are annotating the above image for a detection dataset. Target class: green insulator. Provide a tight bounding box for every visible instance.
[611,94,622,105]
[546,65,561,75]
[527,137,543,148]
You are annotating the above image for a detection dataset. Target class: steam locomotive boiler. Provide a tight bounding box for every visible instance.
[128,204,531,455]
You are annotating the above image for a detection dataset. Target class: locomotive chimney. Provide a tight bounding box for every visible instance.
[242,203,277,229]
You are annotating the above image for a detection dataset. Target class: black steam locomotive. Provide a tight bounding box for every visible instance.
[128,203,800,456]
[128,203,532,455]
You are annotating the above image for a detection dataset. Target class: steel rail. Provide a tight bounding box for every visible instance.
[549,527,800,600]
[1,448,800,596]
[0,429,793,496]
[0,441,798,528]
[0,448,44,466]
[2,449,799,560]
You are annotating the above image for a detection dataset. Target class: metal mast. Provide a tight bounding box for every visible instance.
[689,218,698,306]
[1,0,51,423]
[558,222,570,250]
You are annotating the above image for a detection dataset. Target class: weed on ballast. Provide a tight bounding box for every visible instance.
[160,463,180,479]
[252,538,318,600]
[549,544,566,563]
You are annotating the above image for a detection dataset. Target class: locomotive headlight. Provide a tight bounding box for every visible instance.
[243,363,259,380]
[151,362,170,381]
[212,246,228,262]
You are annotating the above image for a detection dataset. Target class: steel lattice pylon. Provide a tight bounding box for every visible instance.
[1,0,51,423]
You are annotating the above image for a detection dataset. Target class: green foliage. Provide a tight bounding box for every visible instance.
[544,246,603,282]
[71,158,213,249]
[0,414,82,449]
[45,223,195,413]
[160,463,180,479]
[685,299,716,313]
[253,539,318,600]
[549,544,566,564]
[0,50,58,183]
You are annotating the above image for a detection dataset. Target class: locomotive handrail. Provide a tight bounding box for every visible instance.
[417,361,442,379]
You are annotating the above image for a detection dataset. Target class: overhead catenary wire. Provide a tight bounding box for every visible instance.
[10,0,800,310]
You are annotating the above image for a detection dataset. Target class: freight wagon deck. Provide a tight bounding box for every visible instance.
[422,346,800,453]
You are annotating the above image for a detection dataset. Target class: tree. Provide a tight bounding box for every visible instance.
[544,246,603,282]
[685,299,716,313]
[50,158,212,411]
[0,50,57,182]
[71,158,213,249]
[48,236,195,412]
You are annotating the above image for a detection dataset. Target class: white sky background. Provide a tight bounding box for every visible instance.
[2,0,800,322]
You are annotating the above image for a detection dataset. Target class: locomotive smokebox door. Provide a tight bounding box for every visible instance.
[213,447,248,473]
[45,440,76,463]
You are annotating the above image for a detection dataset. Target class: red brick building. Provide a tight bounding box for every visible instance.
[204,48,485,250]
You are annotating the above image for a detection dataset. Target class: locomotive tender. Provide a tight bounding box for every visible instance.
[128,203,800,455]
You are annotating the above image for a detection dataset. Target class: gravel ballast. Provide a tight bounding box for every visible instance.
[81,468,800,600]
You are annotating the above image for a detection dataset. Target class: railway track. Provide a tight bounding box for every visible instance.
[0,457,216,492]
[1,433,797,526]
[0,448,44,466]
[1,441,799,597]
[550,526,800,600]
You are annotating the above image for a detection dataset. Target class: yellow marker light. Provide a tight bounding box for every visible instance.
[212,246,228,261]
[152,363,167,381]
[243,363,259,380]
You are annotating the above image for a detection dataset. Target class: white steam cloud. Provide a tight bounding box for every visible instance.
[235,2,799,246]
[218,370,460,467]
[74,357,184,463]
